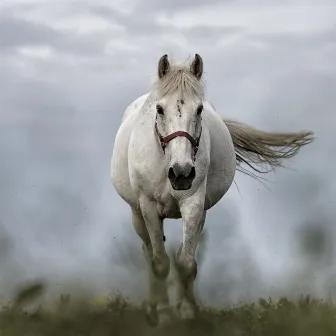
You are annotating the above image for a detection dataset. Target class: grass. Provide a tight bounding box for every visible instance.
[1,228,335,336]
[1,284,336,336]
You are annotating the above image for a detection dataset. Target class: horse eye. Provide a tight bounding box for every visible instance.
[156,104,164,115]
[196,104,203,115]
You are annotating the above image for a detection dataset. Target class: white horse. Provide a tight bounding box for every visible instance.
[110,54,314,326]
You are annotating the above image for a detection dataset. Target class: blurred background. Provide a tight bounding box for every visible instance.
[0,0,335,307]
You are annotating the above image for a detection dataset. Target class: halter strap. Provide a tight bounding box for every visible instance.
[155,119,202,159]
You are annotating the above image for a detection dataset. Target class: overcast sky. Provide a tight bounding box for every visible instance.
[0,0,336,306]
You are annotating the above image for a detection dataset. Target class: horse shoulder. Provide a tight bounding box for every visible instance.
[121,93,150,123]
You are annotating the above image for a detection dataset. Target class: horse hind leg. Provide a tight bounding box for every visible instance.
[131,209,172,327]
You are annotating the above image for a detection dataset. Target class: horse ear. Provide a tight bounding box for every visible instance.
[158,54,170,79]
[190,53,203,80]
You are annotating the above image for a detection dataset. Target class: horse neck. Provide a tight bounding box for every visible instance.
[142,92,159,118]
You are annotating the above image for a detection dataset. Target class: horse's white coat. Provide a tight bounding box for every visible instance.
[111,94,236,218]
[110,54,314,326]
[111,57,236,323]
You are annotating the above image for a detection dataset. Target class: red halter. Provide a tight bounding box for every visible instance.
[154,118,202,159]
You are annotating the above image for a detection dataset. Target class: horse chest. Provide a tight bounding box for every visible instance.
[155,193,181,219]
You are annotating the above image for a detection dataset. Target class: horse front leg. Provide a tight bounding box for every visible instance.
[174,194,206,320]
[135,197,172,327]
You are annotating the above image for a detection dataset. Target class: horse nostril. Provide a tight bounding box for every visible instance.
[168,165,196,179]
[168,167,176,180]
[188,166,196,179]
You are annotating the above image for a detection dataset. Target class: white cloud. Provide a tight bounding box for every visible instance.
[158,5,336,34]
[18,45,54,58]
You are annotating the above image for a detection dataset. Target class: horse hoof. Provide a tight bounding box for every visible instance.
[177,299,197,320]
[157,305,174,327]
[142,301,158,327]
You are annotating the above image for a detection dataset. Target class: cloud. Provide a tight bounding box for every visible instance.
[134,0,231,13]
[0,14,111,57]
[88,3,244,48]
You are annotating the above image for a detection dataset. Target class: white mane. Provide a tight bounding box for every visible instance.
[152,61,205,100]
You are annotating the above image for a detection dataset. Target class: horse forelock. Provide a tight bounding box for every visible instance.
[152,62,205,101]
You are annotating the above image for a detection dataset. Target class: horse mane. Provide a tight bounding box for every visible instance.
[152,61,205,100]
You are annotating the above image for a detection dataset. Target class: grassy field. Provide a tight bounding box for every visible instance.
[1,283,336,336]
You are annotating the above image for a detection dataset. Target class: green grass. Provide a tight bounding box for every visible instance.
[1,291,336,336]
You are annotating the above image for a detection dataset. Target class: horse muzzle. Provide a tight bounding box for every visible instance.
[168,163,196,190]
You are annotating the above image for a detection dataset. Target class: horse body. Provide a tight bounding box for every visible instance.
[110,54,314,326]
[111,94,236,219]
